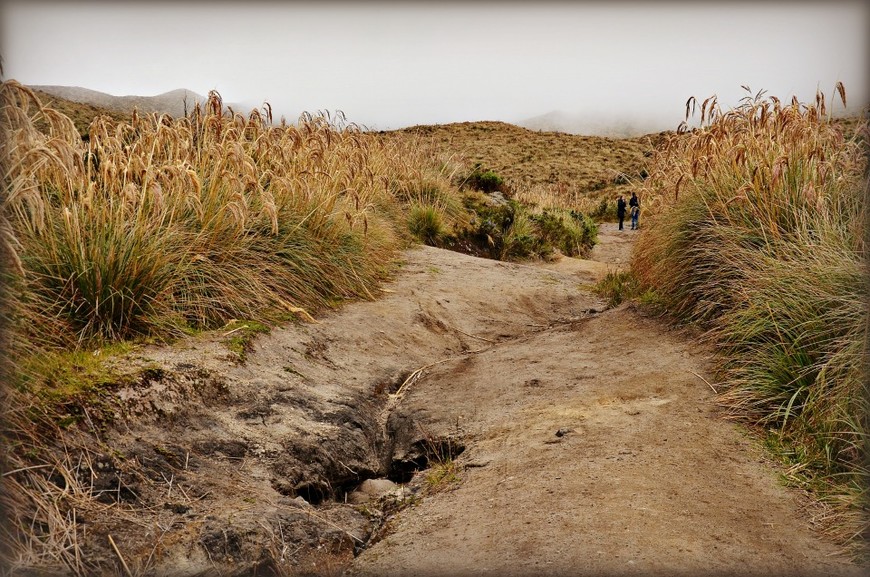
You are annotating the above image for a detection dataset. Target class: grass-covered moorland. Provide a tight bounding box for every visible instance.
[632,85,868,553]
[389,120,667,219]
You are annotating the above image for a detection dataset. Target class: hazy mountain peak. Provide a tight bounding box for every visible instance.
[29,85,209,118]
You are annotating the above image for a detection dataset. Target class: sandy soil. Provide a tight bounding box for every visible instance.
[59,222,862,576]
[345,223,862,577]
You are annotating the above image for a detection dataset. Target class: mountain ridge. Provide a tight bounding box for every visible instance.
[29,84,210,118]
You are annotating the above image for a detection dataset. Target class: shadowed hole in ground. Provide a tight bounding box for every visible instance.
[288,436,467,505]
[388,438,466,484]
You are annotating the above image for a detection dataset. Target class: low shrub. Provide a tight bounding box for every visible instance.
[454,194,514,257]
[528,208,597,257]
[455,195,597,261]
[461,163,505,193]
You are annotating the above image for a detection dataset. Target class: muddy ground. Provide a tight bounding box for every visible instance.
[22,223,864,576]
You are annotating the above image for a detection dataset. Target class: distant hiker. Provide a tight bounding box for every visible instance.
[629,192,640,230]
[616,195,627,230]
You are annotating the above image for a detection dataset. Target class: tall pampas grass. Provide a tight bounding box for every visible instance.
[632,84,869,555]
[1,81,471,345]
[0,79,468,574]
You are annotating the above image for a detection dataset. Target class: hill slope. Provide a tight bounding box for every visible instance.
[388,120,670,205]
[30,84,208,118]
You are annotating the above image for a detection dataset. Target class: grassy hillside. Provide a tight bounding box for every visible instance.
[386,121,668,216]
[393,121,664,187]
[26,90,667,214]
[2,79,869,571]
[24,89,666,216]
[31,89,130,137]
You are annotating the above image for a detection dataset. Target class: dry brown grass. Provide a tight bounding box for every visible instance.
[386,120,668,213]
[632,84,869,557]
[30,89,130,138]
[1,80,475,344]
[19,92,668,220]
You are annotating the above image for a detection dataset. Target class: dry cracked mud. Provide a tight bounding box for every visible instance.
[60,223,863,577]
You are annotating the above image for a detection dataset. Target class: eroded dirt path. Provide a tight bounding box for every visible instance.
[345,223,861,577]
[88,223,862,576]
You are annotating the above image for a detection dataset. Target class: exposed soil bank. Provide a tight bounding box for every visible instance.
[35,243,605,576]
[349,305,862,577]
[15,223,862,576]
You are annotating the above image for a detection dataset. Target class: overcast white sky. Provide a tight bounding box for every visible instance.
[1,0,867,132]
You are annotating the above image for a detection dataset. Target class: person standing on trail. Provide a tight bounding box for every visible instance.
[616,194,627,230]
[629,192,640,230]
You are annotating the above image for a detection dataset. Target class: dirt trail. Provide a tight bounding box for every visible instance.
[346,223,861,577]
[79,223,862,576]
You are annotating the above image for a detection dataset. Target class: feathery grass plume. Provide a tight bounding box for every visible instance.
[0,79,470,573]
[632,84,869,556]
[2,82,456,343]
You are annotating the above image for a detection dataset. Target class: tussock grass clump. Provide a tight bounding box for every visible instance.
[1,80,473,345]
[593,269,641,308]
[0,79,469,573]
[632,84,869,553]
[408,203,445,246]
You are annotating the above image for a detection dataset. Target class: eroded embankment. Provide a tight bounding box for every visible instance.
[12,231,863,577]
[348,305,864,577]
[35,245,604,576]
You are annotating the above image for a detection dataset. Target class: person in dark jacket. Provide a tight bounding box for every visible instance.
[629,192,640,230]
[616,194,627,230]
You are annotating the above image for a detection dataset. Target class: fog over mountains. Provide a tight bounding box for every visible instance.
[28,84,678,136]
[30,85,211,119]
[39,84,865,138]
[516,109,673,138]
